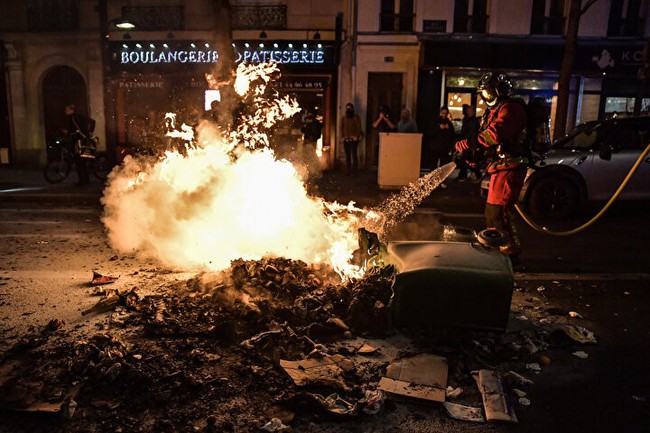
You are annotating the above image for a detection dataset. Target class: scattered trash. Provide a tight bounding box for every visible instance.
[572,351,589,359]
[442,402,485,423]
[280,354,355,391]
[62,398,77,420]
[360,389,385,415]
[512,389,527,398]
[558,325,597,344]
[303,392,358,415]
[568,311,583,319]
[260,417,290,432]
[326,317,350,331]
[378,354,448,402]
[536,286,545,293]
[91,271,119,286]
[525,363,541,372]
[518,397,531,406]
[538,354,551,365]
[81,292,120,316]
[624,291,631,295]
[503,371,534,387]
[446,386,463,399]
[473,370,518,423]
[357,343,379,355]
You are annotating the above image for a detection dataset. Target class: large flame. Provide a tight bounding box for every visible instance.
[101,63,364,279]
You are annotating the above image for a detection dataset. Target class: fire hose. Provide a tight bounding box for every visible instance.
[514,141,650,236]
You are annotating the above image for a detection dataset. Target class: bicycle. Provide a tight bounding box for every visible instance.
[44,135,110,184]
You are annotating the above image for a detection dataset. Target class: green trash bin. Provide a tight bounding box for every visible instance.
[387,241,514,332]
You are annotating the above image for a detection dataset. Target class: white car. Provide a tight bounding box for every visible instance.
[482,116,650,219]
[520,117,650,219]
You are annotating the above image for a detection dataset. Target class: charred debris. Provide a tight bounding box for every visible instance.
[0,254,596,432]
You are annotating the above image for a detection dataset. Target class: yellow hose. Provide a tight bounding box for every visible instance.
[515,141,650,236]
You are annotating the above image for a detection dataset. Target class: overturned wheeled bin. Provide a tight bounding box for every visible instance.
[388,239,514,332]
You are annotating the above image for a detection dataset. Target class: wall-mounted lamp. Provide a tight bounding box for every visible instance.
[313,31,321,40]
[259,30,267,39]
[114,18,135,30]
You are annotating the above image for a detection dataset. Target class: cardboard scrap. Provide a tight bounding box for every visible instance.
[378,354,448,402]
[280,354,354,391]
[443,402,485,423]
[473,369,518,423]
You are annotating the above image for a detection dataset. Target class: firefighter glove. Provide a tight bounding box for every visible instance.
[455,139,469,153]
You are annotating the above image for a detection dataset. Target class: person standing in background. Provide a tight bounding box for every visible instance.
[427,106,455,187]
[340,103,364,175]
[456,104,482,181]
[372,105,396,165]
[397,107,417,133]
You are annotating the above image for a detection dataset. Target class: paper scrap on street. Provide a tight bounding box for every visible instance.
[280,354,354,391]
[443,402,485,422]
[559,325,597,344]
[378,353,448,402]
[473,369,518,423]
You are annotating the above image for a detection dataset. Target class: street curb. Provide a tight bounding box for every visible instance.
[515,272,650,281]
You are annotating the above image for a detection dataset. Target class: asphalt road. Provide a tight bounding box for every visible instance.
[1,169,649,432]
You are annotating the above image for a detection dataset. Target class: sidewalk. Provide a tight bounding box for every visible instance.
[0,166,104,205]
[0,164,485,210]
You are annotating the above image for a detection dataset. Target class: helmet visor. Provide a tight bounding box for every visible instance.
[480,88,497,104]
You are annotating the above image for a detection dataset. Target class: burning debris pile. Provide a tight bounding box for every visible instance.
[101,62,368,280]
[0,263,601,432]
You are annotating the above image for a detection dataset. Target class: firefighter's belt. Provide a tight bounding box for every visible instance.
[487,156,529,174]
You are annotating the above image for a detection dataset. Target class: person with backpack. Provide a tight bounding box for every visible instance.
[455,71,529,260]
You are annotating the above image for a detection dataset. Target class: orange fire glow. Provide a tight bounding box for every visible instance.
[101,63,366,279]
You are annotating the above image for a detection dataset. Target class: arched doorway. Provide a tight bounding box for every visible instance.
[42,66,87,142]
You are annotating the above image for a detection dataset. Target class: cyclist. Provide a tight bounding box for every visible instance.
[63,104,95,185]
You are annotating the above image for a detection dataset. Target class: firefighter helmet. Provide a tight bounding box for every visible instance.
[477,72,513,107]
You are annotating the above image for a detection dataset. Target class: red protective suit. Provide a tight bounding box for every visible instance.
[478,99,528,257]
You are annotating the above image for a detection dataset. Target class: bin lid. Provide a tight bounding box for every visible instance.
[387,241,512,275]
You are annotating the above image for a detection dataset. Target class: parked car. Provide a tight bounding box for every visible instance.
[481,116,650,219]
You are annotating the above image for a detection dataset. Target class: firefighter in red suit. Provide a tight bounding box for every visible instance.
[455,72,529,259]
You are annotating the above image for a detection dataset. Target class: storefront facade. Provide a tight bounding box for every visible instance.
[418,36,650,138]
[109,39,339,167]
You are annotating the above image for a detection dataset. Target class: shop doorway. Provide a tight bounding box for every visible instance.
[366,72,403,168]
[42,66,88,143]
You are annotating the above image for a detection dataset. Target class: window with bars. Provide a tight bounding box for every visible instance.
[608,0,643,36]
[530,0,566,35]
[380,0,414,32]
[453,0,489,34]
